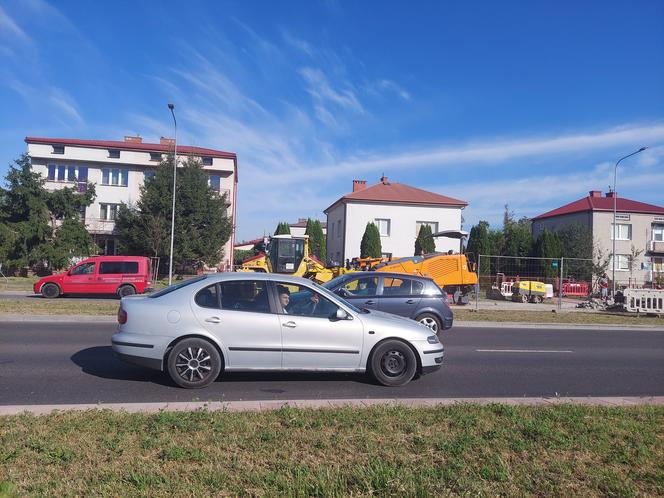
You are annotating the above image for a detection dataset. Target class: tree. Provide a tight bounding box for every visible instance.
[466,221,491,275]
[274,222,291,235]
[305,218,326,261]
[414,224,435,255]
[502,216,532,276]
[627,244,644,281]
[0,154,95,270]
[557,223,593,260]
[115,155,232,272]
[360,222,382,258]
[533,229,563,278]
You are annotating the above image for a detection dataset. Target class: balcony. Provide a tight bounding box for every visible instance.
[648,240,664,254]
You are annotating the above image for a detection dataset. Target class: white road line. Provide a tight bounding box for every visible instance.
[476,349,574,353]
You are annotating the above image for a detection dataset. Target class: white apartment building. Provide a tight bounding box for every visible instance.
[26,136,238,270]
[325,177,468,264]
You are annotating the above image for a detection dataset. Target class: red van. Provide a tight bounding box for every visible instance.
[34,256,152,298]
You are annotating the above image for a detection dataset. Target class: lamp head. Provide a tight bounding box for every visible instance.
[638,147,647,152]
[167,103,175,110]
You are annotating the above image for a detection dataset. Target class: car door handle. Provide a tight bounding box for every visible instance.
[405,299,416,304]
[205,317,221,324]
[364,300,375,305]
[282,321,297,328]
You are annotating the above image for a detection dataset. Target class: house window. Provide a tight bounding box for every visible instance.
[375,218,391,237]
[67,165,76,181]
[78,167,88,182]
[47,164,56,180]
[100,203,120,221]
[57,165,66,181]
[101,168,128,186]
[337,220,341,238]
[653,257,664,272]
[382,252,393,259]
[108,149,120,159]
[615,213,630,221]
[329,223,334,240]
[209,175,221,192]
[144,170,156,182]
[611,223,631,241]
[52,145,64,154]
[202,156,213,166]
[150,152,162,162]
[610,254,630,271]
[653,225,664,242]
[78,206,86,223]
[415,221,438,236]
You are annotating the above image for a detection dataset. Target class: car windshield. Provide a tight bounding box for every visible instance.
[311,279,364,313]
[148,276,207,298]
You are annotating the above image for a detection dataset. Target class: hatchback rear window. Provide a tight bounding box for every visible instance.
[99,261,140,274]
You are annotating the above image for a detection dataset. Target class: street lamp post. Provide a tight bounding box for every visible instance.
[167,103,177,286]
[611,147,647,296]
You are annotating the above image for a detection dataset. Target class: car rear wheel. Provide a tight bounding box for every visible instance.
[167,338,222,389]
[41,283,60,299]
[416,313,441,335]
[370,340,417,387]
[118,285,136,298]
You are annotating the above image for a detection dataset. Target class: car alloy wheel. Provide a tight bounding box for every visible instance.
[167,338,222,388]
[416,313,440,334]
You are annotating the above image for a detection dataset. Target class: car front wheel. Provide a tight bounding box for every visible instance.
[370,340,417,387]
[41,283,60,299]
[167,338,222,389]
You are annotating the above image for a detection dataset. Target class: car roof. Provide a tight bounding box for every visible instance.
[200,272,316,285]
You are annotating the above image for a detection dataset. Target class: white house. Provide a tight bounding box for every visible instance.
[26,136,238,271]
[324,176,468,263]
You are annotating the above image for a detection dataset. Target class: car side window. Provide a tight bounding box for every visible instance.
[220,280,270,313]
[195,284,220,309]
[411,280,424,295]
[99,261,123,274]
[275,282,339,318]
[71,262,95,275]
[342,277,378,296]
[382,277,410,296]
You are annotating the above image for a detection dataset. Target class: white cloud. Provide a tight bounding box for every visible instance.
[48,88,83,124]
[281,30,314,56]
[299,66,364,115]
[0,6,29,42]
[376,79,411,101]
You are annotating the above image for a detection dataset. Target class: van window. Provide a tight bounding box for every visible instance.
[71,262,95,275]
[99,261,140,274]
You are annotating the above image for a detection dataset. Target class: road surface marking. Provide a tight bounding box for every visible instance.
[476,349,574,353]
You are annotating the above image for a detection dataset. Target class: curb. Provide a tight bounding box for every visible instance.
[1,397,662,415]
[454,321,664,330]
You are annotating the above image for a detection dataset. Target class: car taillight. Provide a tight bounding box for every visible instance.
[117,307,127,324]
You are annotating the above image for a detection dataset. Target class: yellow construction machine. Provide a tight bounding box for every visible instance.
[238,235,344,283]
[374,230,478,304]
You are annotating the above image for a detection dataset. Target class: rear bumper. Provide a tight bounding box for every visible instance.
[442,316,453,330]
[111,332,170,371]
[113,352,162,371]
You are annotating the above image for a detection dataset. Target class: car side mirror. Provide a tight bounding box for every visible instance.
[334,308,350,320]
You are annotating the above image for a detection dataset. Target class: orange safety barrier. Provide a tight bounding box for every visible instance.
[562,282,589,296]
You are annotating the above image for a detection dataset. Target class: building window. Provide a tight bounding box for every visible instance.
[100,203,120,221]
[375,218,391,237]
[653,257,664,272]
[615,213,630,221]
[144,170,156,182]
[108,149,120,159]
[415,221,438,236]
[57,165,66,181]
[382,252,392,259]
[150,152,162,162]
[67,165,76,181]
[611,223,632,241]
[653,225,664,242]
[78,206,86,223]
[52,145,64,154]
[329,223,334,240]
[209,175,221,192]
[47,164,56,180]
[202,156,213,166]
[610,254,630,271]
[101,168,129,186]
[78,167,88,182]
[337,220,341,238]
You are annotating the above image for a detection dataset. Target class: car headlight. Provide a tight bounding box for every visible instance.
[427,335,439,344]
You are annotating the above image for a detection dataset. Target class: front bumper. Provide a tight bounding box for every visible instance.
[415,340,444,374]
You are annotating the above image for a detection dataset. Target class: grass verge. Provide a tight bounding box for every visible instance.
[0,404,662,496]
[0,299,118,316]
[0,277,37,292]
[454,309,664,326]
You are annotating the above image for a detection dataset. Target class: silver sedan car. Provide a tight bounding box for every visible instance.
[111,273,444,388]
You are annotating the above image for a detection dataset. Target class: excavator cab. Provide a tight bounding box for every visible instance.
[268,236,305,273]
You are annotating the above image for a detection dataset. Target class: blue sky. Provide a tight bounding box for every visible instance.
[1,0,663,241]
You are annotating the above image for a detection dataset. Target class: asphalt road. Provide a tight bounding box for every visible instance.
[1,321,663,405]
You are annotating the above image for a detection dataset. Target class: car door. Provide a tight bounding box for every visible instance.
[275,281,363,369]
[61,261,97,294]
[97,260,124,293]
[192,280,282,369]
[334,275,380,311]
[378,276,423,318]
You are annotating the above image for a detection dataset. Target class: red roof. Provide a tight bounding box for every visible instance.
[533,193,664,220]
[325,180,467,213]
[25,136,236,159]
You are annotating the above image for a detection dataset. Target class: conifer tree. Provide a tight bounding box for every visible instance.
[360,222,382,258]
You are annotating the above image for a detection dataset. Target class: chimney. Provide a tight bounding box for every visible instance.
[589,190,602,198]
[160,137,176,146]
[605,191,616,198]
[352,180,367,192]
[124,135,142,144]
[380,175,390,185]
[298,218,306,223]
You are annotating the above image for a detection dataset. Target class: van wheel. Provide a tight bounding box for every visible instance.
[118,285,136,298]
[41,283,60,299]
[416,313,441,335]
[167,338,222,388]
[370,340,417,387]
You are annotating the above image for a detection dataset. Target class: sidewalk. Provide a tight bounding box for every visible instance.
[1,396,662,416]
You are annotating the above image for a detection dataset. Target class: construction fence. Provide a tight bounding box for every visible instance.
[475,254,595,311]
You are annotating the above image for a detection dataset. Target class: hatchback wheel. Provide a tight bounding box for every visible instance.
[416,313,441,335]
[118,285,136,298]
[370,340,417,387]
[41,283,60,299]
[167,338,222,389]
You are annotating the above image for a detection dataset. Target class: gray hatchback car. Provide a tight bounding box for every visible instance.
[323,272,453,334]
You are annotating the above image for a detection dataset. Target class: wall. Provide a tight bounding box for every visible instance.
[325,204,345,264]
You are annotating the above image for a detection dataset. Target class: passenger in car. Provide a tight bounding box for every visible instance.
[277,285,291,313]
